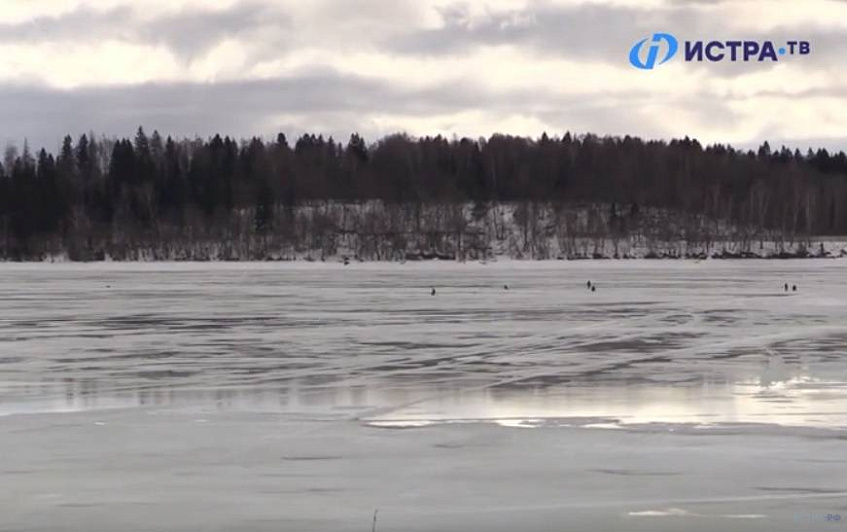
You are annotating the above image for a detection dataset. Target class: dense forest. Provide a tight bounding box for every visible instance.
[1,128,846,260]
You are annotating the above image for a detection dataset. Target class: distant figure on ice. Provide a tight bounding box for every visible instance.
[793,285,798,292]
[591,286,596,293]
[784,283,788,292]
[587,281,592,290]
[431,288,436,296]
[504,285,509,290]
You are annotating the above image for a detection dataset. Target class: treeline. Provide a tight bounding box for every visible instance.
[1,128,846,259]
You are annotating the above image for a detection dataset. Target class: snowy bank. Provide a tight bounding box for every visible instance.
[5,201,847,261]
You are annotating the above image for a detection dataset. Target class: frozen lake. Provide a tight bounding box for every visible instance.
[2,261,847,531]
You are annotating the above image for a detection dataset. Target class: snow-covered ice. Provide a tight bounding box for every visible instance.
[1,261,846,531]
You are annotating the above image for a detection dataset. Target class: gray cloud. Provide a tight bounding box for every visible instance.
[389,2,728,60]
[1,0,836,75]
[0,72,393,151]
[146,2,288,58]
[392,2,652,61]
[0,2,288,59]
[0,0,842,152]
[0,68,668,152]
[390,1,839,79]
[663,0,726,5]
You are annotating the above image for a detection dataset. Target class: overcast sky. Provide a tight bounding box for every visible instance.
[1,0,846,152]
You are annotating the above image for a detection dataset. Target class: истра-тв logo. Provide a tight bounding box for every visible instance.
[629,34,811,70]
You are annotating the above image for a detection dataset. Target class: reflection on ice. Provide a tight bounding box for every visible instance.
[363,375,847,428]
[367,376,847,429]
[627,509,767,519]
[2,261,847,432]
[4,373,847,430]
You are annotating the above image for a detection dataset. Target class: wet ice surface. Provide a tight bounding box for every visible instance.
[2,261,847,531]
[3,261,847,427]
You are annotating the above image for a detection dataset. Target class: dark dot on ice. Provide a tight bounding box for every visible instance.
[504,285,509,290]
[793,285,797,292]
[591,286,596,292]
[431,288,436,296]
[587,281,592,289]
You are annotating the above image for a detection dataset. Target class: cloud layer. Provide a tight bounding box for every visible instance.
[1,0,845,152]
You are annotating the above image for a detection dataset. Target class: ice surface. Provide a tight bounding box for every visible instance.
[1,261,846,531]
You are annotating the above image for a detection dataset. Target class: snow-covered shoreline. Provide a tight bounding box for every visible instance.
[6,201,847,262]
[15,246,847,263]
